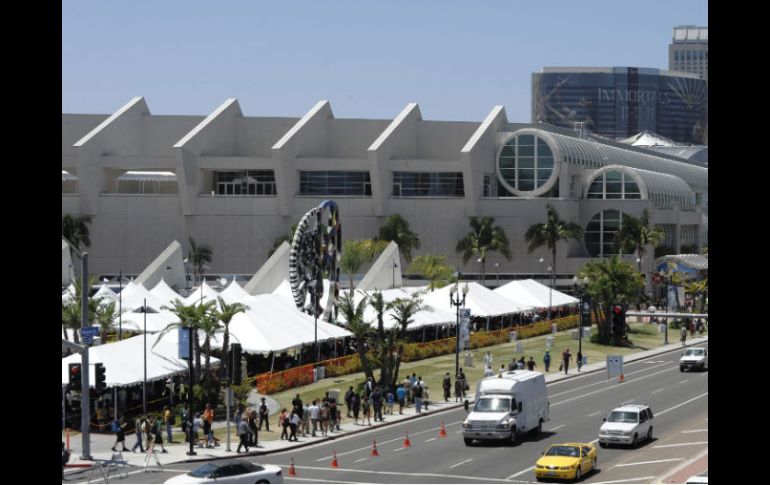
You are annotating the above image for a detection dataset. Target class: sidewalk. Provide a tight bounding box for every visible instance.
[65,335,708,469]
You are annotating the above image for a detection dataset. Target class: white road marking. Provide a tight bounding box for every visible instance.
[393,447,406,452]
[614,458,684,467]
[548,361,671,398]
[449,458,473,469]
[552,367,675,406]
[654,441,708,448]
[679,380,689,384]
[599,477,657,484]
[588,411,602,417]
[286,477,365,484]
[682,429,708,434]
[76,468,189,484]
[292,465,521,483]
[548,424,566,431]
[652,388,664,394]
[425,437,437,442]
[656,392,708,416]
[506,466,534,479]
[354,458,367,463]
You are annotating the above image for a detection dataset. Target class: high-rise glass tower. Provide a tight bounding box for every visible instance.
[669,26,708,80]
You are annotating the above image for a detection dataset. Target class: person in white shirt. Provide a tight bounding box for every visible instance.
[309,400,320,437]
[302,403,311,437]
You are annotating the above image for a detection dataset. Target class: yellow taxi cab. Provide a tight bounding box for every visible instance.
[534,443,597,482]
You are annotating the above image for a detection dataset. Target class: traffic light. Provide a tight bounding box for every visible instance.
[94,363,107,392]
[230,343,242,385]
[69,363,82,391]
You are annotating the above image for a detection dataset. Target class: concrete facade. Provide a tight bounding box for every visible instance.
[62,98,707,285]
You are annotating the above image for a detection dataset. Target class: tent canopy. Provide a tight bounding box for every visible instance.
[218,279,253,305]
[337,288,455,330]
[184,281,221,307]
[493,279,578,309]
[148,279,185,308]
[422,282,532,318]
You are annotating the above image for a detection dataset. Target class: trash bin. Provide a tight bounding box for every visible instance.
[464,353,474,367]
[551,323,558,334]
[509,331,517,342]
[315,366,325,381]
[546,336,554,348]
[658,324,666,334]
[514,341,522,353]
[328,388,340,401]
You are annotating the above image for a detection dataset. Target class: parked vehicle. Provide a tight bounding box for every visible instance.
[680,347,708,372]
[535,442,597,482]
[462,370,549,446]
[685,470,708,484]
[164,460,283,484]
[598,404,654,448]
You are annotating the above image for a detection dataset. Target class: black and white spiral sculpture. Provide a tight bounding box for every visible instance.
[288,200,342,321]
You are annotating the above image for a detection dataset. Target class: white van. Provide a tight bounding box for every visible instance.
[462,370,549,446]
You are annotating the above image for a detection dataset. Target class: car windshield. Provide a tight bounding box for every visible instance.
[607,411,638,423]
[545,446,580,457]
[473,397,511,413]
[189,463,220,478]
[684,349,704,356]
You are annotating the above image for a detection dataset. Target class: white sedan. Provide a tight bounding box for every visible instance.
[164,460,283,484]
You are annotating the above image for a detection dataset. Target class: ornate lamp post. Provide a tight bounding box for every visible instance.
[449,273,469,379]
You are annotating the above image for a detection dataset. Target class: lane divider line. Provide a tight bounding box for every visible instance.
[654,441,708,448]
[449,458,473,469]
[614,458,684,467]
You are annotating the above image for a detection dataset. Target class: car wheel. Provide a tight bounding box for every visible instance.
[679,367,685,372]
[575,467,582,482]
[599,441,607,448]
[256,481,269,484]
[647,427,653,441]
[632,433,638,448]
[510,427,518,446]
[464,438,473,446]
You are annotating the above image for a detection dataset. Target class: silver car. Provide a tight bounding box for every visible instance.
[164,460,283,484]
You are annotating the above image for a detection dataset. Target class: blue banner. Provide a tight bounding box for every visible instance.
[178,327,190,360]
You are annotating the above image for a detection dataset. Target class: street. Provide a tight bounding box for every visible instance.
[66,345,707,484]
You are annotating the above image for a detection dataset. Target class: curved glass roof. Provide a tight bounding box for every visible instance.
[534,130,707,188]
[586,165,695,210]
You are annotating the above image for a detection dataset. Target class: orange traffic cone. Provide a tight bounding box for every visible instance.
[288,458,296,477]
[371,440,379,457]
[439,421,447,438]
[403,431,411,448]
[331,450,340,468]
[618,374,625,383]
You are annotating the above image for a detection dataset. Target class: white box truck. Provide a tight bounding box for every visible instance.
[462,370,549,446]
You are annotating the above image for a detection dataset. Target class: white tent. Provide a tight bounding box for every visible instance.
[119,281,166,312]
[93,284,118,305]
[61,332,219,388]
[493,279,578,309]
[272,278,332,311]
[338,288,455,330]
[148,279,185,308]
[62,284,76,304]
[422,281,532,318]
[218,279,253,305]
[120,308,180,333]
[184,281,220,306]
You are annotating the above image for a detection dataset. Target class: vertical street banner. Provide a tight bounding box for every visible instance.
[667,285,677,312]
[606,355,624,379]
[581,295,592,328]
[178,327,190,360]
[460,308,471,350]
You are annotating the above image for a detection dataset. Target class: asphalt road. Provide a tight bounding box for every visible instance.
[67,344,707,484]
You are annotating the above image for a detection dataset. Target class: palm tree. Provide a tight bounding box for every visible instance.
[62,276,103,344]
[613,209,665,273]
[340,239,388,295]
[456,217,511,287]
[388,294,426,386]
[407,255,455,291]
[95,301,117,340]
[159,299,213,381]
[197,302,224,381]
[188,237,213,286]
[268,224,298,258]
[525,203,583,293]
[62,301,78,343]
[215,297,249,375]
[336,292,375,381]
[62,215,92,251]
[377,214,421,263]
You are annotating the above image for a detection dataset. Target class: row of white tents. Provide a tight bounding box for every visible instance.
[62,277,577,388]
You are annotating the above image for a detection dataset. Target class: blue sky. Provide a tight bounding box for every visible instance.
[62,1,707,122]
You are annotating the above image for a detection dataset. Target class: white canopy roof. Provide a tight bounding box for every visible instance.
[62,284,76,304]
[338,288,455,330]
[93,284,118,305]
[62,170,77,181]
[184,281,220,306]
[62,332,218,388]
[117,171,177,182]
[493,279,579,309]
[148,279,185,307]
[272,279,332,311]
[119,307,180,333]
[218,279,253,305]
[422,282,532,318]
[119,281,167,312]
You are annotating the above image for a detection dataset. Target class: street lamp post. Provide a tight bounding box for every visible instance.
[392,259,398,289]
[573,276,590,361]
[449,273,469,379]
[660,269,669,345]
[186,324,196,456]
[547,265,554,322]
[494,262,500,288]
[118,269,123,340]
[477,257,484,287]
[183,258,190,296]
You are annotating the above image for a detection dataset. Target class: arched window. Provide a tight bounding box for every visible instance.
[586,170,641,200]
[584,210,634,258]
[497,133,556,195]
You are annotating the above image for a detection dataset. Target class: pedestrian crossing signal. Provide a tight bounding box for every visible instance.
[69,363,82,391]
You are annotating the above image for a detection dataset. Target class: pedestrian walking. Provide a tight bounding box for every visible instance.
[310,400,320,437]
[249,409,258,447]
[203,403,215,448]
[459,368,468,398]
[288,411,300,441]
[517,357,526,369]
[258,397,270,431]
[483,351,493,368]
[279,408,289,440]
[131,415,145,453]
[508,358,517,371]
[302,402,311,437]
[365,377,374,399]
[180,405,189,439]
[418,376,429,410]
[680,326,687,346]
[111,416,128,452]
[527,356,536,371]
[237,417,250,453]
[192,413,203,447]
[442,372,452,402]
[483,364,495,377]
[561,348,571,375]
[396,385,406,414]
[543,350,551,373]
[362,397,372,425]
[344,386,354,418]
[386,389,395,415]
[576,350,583,372]
[329,393,340,431]
[371,388,383,422]
[163,406,174,443]
[320,402,330,436]
[413,382,424,413]
[151,415,168,453]
[144,417,154,451]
